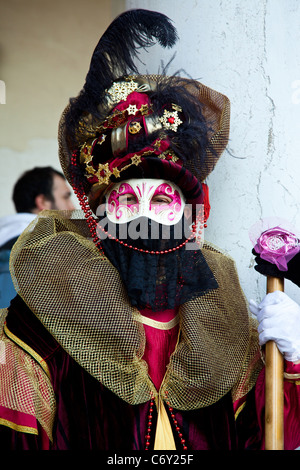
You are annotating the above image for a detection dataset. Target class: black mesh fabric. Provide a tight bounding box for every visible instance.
[98,215,218,310]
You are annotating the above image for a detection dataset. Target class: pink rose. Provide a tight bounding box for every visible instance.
[254,226,300,271]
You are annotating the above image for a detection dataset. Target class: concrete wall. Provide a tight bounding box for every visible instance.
[124,0,300,304]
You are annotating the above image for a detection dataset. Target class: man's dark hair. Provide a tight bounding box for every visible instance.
[12,166,65,213]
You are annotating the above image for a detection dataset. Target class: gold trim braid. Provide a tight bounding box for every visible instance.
[133,310,180,330]
[0,417,38,436]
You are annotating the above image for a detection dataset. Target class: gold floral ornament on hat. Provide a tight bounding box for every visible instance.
[128,121,142,134]
[106,79,139,104]
[159,105,183,132]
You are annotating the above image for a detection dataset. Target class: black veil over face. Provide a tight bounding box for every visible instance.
[98,214,218,311]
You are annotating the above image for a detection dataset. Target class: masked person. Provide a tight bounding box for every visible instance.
[1,9,300,451]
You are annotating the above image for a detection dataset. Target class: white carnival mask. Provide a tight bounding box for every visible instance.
[105,179,185,226]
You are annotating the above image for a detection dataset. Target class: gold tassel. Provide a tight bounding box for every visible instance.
[154,397,176,450]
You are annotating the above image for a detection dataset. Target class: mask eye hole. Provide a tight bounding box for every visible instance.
[150,194,173,206]
[118,193,138,206]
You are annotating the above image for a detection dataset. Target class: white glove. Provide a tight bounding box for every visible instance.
[249,290,300,363]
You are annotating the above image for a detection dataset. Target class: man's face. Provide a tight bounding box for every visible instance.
[49,174,75,210]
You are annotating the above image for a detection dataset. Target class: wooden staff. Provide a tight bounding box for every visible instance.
[265,276,284,450]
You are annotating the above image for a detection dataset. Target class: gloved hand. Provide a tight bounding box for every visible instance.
[249,291,300,363]
[253,249,300,288]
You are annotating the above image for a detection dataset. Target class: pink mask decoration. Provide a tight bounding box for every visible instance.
[105,179,185,226]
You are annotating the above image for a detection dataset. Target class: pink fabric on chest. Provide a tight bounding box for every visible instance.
[139,307,179,390]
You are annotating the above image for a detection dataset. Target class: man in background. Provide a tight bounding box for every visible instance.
[0,166,75,307]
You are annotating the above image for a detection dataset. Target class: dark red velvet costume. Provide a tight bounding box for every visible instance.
[2,295,300,450]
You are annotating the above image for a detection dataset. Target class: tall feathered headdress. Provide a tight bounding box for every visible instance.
[58,9,230,223]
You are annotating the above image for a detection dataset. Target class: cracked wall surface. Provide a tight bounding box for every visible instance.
[126,0,300,303]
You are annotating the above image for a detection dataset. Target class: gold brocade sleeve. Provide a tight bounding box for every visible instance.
[0,309,56,441]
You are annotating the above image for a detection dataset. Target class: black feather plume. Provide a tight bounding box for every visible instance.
[85,9,177,98]
[66,9,178,147]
